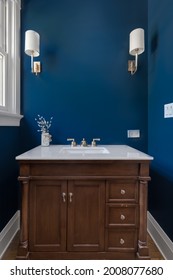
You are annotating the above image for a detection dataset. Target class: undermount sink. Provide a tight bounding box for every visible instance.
[59,146,110,155]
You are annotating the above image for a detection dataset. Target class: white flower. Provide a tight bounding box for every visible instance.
[35,115,53,133]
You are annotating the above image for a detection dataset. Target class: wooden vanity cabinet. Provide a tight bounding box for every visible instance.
[16,160,151,260]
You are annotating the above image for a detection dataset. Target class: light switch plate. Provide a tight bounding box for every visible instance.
[127,129,140,138]
[164,103,173,118]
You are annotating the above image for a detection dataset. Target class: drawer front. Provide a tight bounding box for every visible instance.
[106,180,138,202]
[106,204,138,227]
[105,229,137,251]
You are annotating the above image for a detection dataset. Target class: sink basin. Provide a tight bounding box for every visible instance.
[59,146,110,155]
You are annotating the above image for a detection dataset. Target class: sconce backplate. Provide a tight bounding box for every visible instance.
[33,61,41,75]
[128,60,136,72]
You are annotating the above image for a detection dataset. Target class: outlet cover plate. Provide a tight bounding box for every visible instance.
[127,129,140,138]
[164,103,173,118]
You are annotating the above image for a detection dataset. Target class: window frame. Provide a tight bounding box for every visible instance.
[0,48,7,110]
[0,0,23,126]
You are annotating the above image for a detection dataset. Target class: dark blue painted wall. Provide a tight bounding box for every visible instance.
[148,0,173,241]
[21,0,148,151]
[0,127,20,231]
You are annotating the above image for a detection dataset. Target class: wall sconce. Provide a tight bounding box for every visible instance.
[128,28,145,75]
[25,30,41,75]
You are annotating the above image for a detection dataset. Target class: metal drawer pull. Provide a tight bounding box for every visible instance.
[69,192,73,203]
[120,238,125,245]
[121,189,126,195]
[120,214,125,220]
[62,192,66,203]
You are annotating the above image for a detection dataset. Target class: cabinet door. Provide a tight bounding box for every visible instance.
[29,180,67,252]
[67,180,105,252]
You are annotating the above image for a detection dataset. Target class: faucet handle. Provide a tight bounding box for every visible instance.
[91,138,100,146]
[67,138,77,147]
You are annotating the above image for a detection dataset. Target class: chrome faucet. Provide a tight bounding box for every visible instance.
[80,138,87,147]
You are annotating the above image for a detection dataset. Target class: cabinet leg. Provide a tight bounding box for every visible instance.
[137,180,150,259]
[16,180,29,259]
[136,240,150,259]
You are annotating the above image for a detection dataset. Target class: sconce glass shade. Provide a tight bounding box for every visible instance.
[129,28,144,56]
[25,30,40,57]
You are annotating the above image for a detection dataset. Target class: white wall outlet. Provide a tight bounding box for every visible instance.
[127,129,140,138]
[164,103,173,118]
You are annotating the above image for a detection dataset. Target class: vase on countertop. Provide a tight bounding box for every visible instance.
[41,132,52,146]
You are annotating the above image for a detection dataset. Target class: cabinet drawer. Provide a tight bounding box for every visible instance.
[105,229,137,251]
[106,204,138,227]
[106,180,138,202]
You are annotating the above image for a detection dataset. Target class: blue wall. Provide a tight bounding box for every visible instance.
[148,0,173,241]
[21,0,148,151]
[0,127,20,231]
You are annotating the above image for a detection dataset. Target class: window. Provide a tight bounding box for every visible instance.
[0,0,22,126]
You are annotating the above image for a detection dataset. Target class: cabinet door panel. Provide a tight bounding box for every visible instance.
[29,180,67,252]
[67,180,105,252]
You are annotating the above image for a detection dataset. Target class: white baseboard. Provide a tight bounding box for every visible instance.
[0,210,20,259]
[147,211,173,260]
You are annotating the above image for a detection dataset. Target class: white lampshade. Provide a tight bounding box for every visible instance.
[25,30,40,57]
[129,28,144,56]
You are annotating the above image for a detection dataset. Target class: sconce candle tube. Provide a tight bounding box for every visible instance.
[135,53,138,69]
[31,55,34,72]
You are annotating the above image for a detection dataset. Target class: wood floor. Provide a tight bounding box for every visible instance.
[1,231,164,260]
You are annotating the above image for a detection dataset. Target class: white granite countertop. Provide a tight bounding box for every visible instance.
[16,145,153,161]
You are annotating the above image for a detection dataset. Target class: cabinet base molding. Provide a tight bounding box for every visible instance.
[26,251,142,260]
[16,242,29,260]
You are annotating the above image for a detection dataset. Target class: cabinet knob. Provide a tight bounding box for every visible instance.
[120,214,125,221]
[69,192,73,203]
[121,189,126,195]
[120,238,125,245]
[62,192,66,203]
